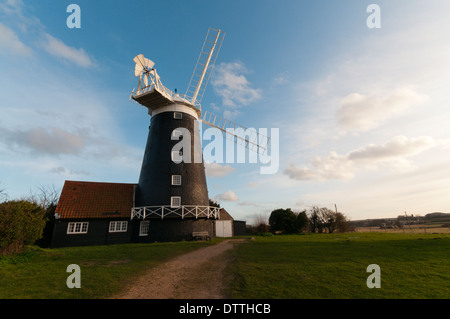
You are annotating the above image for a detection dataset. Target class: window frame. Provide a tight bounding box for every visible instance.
[174,112,183,119]
[67,222,89,234]
[139,220,150,236]
[171,196,181,208]
[171,175,182,186]
[109,221,128,233]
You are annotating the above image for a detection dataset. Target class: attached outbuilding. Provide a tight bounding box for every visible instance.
[51,180,137,248]
[52,180,246,247]
[215,208,247,237]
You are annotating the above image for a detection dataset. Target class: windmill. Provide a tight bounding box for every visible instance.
[129,28,268,242]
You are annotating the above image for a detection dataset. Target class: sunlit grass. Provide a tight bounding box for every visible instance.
[229,232,450,299]
[0,240,217,299]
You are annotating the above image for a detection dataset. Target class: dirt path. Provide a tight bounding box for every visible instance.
[111,239,246,299]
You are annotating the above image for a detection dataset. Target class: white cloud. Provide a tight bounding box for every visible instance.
[49,166,90,176]
[347,136,438,162]
[216,190,239,202]
[284,152,354,181]
[42,33,95,68]
[0,22,32,56]
[205,162,235,177]
[0,126,86,155]
[284,135,441,181]
[212,61,261,108]
[337,87,428,134]
[0,0,24,15]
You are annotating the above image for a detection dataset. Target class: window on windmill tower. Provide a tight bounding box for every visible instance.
[174,112,183,119]
[172,175,182,186]
[139,221,149,236]
[171,196,181,208]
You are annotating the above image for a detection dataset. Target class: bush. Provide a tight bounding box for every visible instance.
[0,200,46,255]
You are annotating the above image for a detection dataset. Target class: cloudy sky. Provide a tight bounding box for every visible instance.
[1,0,449,222]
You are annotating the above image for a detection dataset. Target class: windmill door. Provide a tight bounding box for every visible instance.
[215,220,233,237]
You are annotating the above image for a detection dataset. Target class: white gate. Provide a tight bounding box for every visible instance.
[215,220,233,237]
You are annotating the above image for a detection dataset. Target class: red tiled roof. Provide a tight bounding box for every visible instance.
[55,180,136,219]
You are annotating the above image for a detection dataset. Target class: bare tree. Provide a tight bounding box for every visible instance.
[253,212,270,233]
[308,206,352,233]
[319,207,339,233]
[308,206,324,233]
[27,184,61,209]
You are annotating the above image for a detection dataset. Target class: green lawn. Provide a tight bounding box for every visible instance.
[228,233,450,299]
[1,233,449,299]
[0,240,216,299]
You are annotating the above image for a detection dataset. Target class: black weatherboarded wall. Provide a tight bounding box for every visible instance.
[135,111,209,207]
[51,218,132,248]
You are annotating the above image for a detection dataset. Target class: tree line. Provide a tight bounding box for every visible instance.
[251,206,353,235]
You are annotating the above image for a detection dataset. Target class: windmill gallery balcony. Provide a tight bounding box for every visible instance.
[131,205,221,220]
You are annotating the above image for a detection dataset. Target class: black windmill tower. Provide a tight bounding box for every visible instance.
[129,28,269,242]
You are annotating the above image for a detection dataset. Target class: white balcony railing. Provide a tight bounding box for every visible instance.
[131,205,220,220]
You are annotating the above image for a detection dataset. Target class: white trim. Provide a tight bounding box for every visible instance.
[174,112,183,119]
[172,175,182,186]
[150,103,199,120]
[139,220,150,236]
[67,222,89,234]
[171,196,181,208]
[131,205,220,220]
[109,221,128,233]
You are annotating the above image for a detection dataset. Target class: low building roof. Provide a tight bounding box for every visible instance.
[55,180,136,219]
[219,208,234,220]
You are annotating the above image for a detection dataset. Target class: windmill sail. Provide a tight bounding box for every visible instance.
[202,110,270,155]
[185,28,225,110]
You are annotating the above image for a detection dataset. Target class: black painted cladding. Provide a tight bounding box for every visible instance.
[135,111,210,208]
[51,219,132,248]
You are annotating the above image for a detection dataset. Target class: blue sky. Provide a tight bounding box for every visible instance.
[1,0,450,223]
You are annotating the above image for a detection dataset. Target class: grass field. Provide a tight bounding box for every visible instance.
[0,240,216,299]
[355,225,450,234]
[0,232,449,299]
[228,232,450,299]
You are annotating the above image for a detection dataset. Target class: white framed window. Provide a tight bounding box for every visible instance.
[174,112,183,119]
[171,196,181,208]
[109,221,128,233]
[67,222,89,234]
[172,175,182,186]
[139,221,149,236]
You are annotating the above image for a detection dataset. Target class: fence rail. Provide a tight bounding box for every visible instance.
[131,205,220,220]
